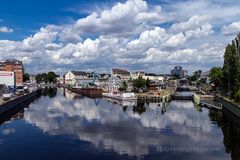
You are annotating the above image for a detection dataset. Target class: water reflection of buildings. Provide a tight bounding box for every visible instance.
[22,89,229,158]
[104,98,168,115]
[63,87,85,100]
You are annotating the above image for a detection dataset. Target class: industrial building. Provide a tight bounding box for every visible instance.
[0,59,24,85]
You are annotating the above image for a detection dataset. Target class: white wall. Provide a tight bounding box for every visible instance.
[143,75,164,82]
[64,71,75,80]
[0,71,15,86]
[64,71,76,85]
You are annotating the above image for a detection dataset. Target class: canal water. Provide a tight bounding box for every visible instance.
[0,88,239,160]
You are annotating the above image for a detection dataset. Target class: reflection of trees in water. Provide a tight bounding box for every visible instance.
[221,114,240,160]
[41,87,48,96]
[207,110,240,160]
[194,104,203,112]
[131,102,169,115]
[48,87,57,98]
[161,103,167,114]
[132,101,146,115]
[122,106,128,112]
[41,87,57,98]
[208,110,224,127]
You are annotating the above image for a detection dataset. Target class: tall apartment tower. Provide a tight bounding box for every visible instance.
[171,66,188,78]
[0,59,24,85]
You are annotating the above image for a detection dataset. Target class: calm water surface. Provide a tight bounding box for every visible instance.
[0,88,239,160]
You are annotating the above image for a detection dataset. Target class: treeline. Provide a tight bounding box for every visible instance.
[118,76,151,92]
[131,76,150,92]
[35,71,58,84]
[209,34,240,102]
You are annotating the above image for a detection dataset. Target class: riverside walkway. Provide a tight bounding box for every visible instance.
[200,100,222,110]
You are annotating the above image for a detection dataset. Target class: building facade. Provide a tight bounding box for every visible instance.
[64,70,108,86]
[29,74,36,84]
[200,71,210,84]
[106,76,121,92]
[112,68,131,81]
[0,59,24,85]
[131,71,164,82]
[142,75,164,82]
[131,71,145,79]
[64,71,88,86]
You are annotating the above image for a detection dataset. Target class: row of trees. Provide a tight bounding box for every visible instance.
[23,73,30,82]
[23,72,58,84]
[35,72,58,84]
[118,76,151,92]
[209,34,240,102]
[132,76,150,92]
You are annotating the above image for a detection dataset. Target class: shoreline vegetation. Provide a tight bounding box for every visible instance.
[209,33,240,103]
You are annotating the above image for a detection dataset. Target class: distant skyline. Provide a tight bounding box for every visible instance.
[0,0,240,74]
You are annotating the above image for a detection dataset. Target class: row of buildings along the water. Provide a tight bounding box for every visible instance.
[61,66,190,89]
[0,58,211,94]
[61,68,170,92]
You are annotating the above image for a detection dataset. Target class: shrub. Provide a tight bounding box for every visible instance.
[234,90,240,103]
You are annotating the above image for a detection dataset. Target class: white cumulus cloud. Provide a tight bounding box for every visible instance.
[0,26,13,33]
[222,21,240,35]
[0,0,235,74]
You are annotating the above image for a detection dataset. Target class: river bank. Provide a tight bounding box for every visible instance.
[0,89,42,115]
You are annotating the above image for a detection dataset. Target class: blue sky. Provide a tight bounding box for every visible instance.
[0,0,98,40]
[0,0,240,74]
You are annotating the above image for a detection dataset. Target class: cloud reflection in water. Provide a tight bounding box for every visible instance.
[23,89,225,157]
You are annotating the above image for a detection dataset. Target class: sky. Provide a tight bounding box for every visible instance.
[0,0,240,74]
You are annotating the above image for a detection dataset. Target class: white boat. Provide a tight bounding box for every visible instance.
[102,92,138,101]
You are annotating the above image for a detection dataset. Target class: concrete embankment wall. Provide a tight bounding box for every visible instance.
[0,89,41,115]
[215,96,240,118]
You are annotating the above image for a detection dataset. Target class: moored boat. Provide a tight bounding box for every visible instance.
[71,87,103,98]
[102,92,137,101]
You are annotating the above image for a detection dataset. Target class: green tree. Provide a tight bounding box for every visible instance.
[35,74,43,84]
[42,73,48,83]
[23,73,30,82]
[133,76,146,89]
[146,78,150,89]
[209,67,223,88]
[119,81,128,92]
[234,90,240,103]
[222,39,240,95]
[128,77,133,83]
[47,71,57,83]
[172,74,180,80]
[189,70,202,82]
[48,87,57,98]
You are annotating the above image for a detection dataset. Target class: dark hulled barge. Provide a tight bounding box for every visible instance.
[71,87,103,98]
